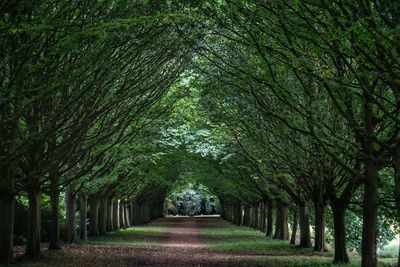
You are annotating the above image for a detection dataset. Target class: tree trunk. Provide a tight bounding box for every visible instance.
[144,205,150,223]
[331,201,349,263]
[274,203,282,239]
[274,203,289,240]
[242,205,248,226]
[125,205,131,227]
[256,203,260,229]
[253,204,259,230]
[235,204,241,226]
[99,197,108,235]
[261,200,267,232]
[89,196,100,236]
[107,199,114,231]
[290,208,298,245]
[298,203,311,248]
[24,188,42,261]
[314,202,327,251]
[141,205,146,223]
[257,202,263,230]
[125,203,129,225]
[48,173,61,250]
[238,204,243,226]
[113,200,120,229]
[361,160,379,267]
[79,194,88,240]
[281,203,289,240]
[231,205,234,222]
[133,204,139,225]
[130,202,134,226]
[248,206,252,227]
[239,205,243,226]
[220,202,225,219]
[120,202,126,229]
[361,92,379,267]
[0,196,14,264]
[65,185,77,243]
[266,202,273,236]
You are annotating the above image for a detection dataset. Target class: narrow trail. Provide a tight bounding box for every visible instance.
[132,216,269,267]
[132,216,243,266]
[162,216,205,249]
[138,216,209,266]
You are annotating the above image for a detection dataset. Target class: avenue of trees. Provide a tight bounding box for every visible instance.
[1,1,399,267]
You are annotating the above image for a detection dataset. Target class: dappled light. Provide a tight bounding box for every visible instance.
[1,1,400,267]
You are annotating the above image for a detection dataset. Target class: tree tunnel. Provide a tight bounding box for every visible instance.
[2,1,400,267]
[71,145,294,244]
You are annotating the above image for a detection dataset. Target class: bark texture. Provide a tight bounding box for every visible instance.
[48,173,61,250]
[331,201,349,263]
[314,202,327,251]
[274,202,289,240]
[113,200,120,229]
[298,203,311,248]
[361,92,379,267]
[266,202,273,236]
[65,185,77,243]
[0,196,14,264]
[361,160,379,267]
[25,188,42,261]
[290,208,298,245]
[89,196,100,236]
[99,197,108,235]
[107,199,114,231]
[80,194,88,240]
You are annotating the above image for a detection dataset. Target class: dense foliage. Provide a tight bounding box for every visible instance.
[1,1,399,267]
[164,184,219,216]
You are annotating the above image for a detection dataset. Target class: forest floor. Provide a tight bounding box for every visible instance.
[13,216,397,267]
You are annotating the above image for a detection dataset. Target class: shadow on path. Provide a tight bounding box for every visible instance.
[18,216,330,267]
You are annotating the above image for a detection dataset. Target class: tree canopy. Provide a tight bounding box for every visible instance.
[1,1,399,267]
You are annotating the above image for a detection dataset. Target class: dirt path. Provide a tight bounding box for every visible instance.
[163,216,205,249]
[21,216,331,267]
[136,216,209,266]
[131,216,239,266]
[133,216,264,267]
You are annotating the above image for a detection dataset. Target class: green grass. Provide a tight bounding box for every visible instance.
[7,218,399,267]
[244,257,359,267]
[202,222,398,266]
[84,226,167,247]
[202,224,332,256]
[243,257,397,267]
